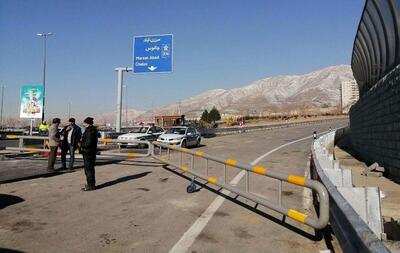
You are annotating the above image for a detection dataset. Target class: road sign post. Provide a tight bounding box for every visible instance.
[114,34,173,132]
[115,67,132,133]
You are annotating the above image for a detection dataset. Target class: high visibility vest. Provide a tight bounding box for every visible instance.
[39,124,49,132]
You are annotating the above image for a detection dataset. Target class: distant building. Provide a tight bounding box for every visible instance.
[341,80,359,114]
[154,115,185,129]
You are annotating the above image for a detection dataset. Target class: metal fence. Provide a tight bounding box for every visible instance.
[3,135,152,159]
[151,141,330,230]
[3,133,331,230]
[351,0,400,96]
[200,117,348,137]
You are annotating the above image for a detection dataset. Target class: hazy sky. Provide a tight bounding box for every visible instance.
[0,0,364,120]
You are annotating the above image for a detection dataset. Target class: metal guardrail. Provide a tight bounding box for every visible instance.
[151,141,330,230]
[200,117,348,136]
[4,145,152,159]
[311,131,390,253]
[6,135,48,149]
[4,136,152,158]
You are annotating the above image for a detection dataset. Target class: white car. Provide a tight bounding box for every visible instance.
[157,126,201,148]
[118,126,164,148]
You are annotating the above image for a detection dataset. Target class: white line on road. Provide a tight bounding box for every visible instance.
[168,130,331,253]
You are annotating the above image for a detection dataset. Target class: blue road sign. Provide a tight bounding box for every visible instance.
[133,34,173,73]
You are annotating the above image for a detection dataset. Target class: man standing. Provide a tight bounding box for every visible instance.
[47,118,61,172]
[60,118,82,170]
[80,117,98,191]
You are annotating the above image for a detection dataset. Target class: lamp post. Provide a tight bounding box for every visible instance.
[0,85,4,129]
[36,32,53,122]
[68,102,71,119]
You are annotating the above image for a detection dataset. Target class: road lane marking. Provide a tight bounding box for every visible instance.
[169,129,332,253]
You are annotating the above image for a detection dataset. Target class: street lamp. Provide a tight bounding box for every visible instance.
[0,85,4,129]
[36,32,53,122]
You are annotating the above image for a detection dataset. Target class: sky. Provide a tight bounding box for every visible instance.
[0,0,364,121]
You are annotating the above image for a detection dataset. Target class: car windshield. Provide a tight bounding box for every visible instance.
[166,128,186,135]
[129,127,149,133]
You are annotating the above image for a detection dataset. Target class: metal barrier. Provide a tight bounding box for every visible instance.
[4,136,152,158]
[6,134,48,149]
[3,135,330,229]
[200,117,348,137]
[151,141,330,230]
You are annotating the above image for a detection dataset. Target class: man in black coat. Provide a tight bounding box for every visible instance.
[60,118,82,170]
[80,117,98,191]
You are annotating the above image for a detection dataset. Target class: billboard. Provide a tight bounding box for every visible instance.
[20,85,44,119]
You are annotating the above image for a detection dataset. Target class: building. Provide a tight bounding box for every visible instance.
[154,115,185,129]
[341,80,359,114]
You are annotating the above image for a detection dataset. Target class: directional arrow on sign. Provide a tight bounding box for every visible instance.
[148,66,158,71]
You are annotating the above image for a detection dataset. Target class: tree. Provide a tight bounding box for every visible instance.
[208,106,221,123]
[200,110,210,123]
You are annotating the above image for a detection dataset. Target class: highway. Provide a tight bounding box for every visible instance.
[0,119,347,253]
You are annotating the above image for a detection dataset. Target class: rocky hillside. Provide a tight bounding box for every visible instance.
[136,65,354,120]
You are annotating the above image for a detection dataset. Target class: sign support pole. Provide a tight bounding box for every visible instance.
[114,67,132,132]
[30,118,34,136]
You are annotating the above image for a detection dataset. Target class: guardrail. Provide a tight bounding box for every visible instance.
[200,117,348,136]
[6,134,48,149]
[311,131,390,253]
[3,136,152,159]
[152,141,329,230]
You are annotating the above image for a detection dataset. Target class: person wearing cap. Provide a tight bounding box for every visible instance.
[60,118,82,170]
[47,118,61,172]
[80,117,98,191]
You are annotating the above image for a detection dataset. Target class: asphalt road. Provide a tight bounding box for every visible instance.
[0,120,347,253]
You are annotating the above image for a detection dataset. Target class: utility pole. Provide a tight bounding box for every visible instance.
[0,85,4,129]
[36,32,53,122]
[68,102,71,119]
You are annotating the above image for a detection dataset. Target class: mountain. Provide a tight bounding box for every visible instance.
[136,65,354,120]
[96,108,145,126]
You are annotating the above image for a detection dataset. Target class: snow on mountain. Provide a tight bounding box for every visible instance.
[136,65,354,119]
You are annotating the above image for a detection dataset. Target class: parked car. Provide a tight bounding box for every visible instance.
[23,127,40,135]
[157,126,201,148]
[117,126,164,148]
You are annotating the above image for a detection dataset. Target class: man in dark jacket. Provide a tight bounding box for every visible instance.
[60,118,82,170]
[80,117,98,191]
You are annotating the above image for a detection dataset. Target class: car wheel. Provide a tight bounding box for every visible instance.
[181,140,187,148]
[196,138,201,147]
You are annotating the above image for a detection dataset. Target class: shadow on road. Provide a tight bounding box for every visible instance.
[0,248,26,253]
[0,159,123,184]
[0,194,24,210]
[161,164,323,241]
[95,171,152,190]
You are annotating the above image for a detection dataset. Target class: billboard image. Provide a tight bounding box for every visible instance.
[20,85,44,118]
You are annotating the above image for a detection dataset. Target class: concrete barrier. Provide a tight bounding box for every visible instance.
[311,130,390,253]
